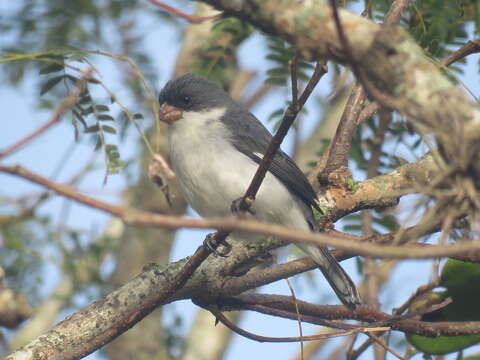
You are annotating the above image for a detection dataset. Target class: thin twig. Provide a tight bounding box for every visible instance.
[441,39,480,67]
[285,278,304,359]
[0,68,93,159]
[147,0,221,23]
[392,280,441,316]
[328,0,404,113]
[383,0,412,25]
[321,0,411,180]
[209,307,388,343]
[366,334,405,360]
[3,164,480,259]
[322,83,366,176]
[238,60,327,211]
[356,102,380,125]
[228,293,478,337]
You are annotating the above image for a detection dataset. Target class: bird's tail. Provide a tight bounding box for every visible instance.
[297,243,362,310]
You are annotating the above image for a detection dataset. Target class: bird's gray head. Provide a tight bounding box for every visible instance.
[158,73,232,124]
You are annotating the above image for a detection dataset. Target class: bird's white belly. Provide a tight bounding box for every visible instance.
[167,107,309,233]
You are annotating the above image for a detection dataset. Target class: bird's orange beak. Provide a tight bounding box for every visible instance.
[159,103,183,124]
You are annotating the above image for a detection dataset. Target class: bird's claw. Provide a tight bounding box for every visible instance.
[230,197,255,216]
[203,233,232,257]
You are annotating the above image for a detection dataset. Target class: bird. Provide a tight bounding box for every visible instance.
[158,73,362,309]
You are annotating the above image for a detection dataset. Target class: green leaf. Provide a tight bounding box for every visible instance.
[107,152,120,160]
[408,333,480,356]
[95,105,109,112]
[39,63,64,74]
[442,260,480,301]
[79,94,92,105]
[97,114,114,121]
[72,109,87,129]
[84,125,100,133]
[268,108,284,121]
[266,54,288,63]
[94,135,103,150]
[81,106,95,115]
[298,61,315,70]
[101,125,116,134]
[40,75,64,95]
[105,144,118,152]
[64,74,79,84]
[406,261,480,355]
[265,77,286,86]
[266,67,290,76]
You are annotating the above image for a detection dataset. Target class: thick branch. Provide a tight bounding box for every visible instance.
[3,162,480,260]
[198,0,480,163]
[319,153,437,221]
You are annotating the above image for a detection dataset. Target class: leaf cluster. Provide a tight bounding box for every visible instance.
[38,55,127,176]
[192,17,253,86]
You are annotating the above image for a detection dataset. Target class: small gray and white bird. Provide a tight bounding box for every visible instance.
[158,73,362,309]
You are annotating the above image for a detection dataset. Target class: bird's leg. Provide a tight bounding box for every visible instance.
[230,196,256,216]
[203,232,232,257]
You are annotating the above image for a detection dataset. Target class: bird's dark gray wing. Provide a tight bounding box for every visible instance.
[222,108,320,212]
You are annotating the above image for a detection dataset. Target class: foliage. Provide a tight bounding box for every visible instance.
[407,260,480,355]
[264,37,313,127]
[192,17,253,85]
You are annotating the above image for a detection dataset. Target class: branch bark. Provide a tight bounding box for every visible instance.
[4,160,480,260]
[197,0,480,166]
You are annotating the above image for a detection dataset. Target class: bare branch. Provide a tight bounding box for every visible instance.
[209,307,389,343]
[230,293,480,337]
[441,39,480,67]
[147,0,221,23]
[197,0,480,168]
[238,60,328,211]
[383,0,412,25]
[321,0,411,181]
[2,163,480,259]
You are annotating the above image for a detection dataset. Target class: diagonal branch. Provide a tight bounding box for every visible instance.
[238,60,327,210]
[197,0,480,172]
[209,307,389,343]
[3,161,480,260]
[228,293,480,337]
[147,0,221,23]
[320,0,411,182]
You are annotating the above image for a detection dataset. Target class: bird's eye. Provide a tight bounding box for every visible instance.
[182,96,191,105]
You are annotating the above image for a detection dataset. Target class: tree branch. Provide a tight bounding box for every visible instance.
[441,38,480,67]
[2,162,480,260]
[228,293,480,337]
[209,307,389,343]
[197,0,480,166]
[320,0,411,183]
[147,0,221,23]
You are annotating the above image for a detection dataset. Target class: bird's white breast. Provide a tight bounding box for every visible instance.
[167,107,308,231]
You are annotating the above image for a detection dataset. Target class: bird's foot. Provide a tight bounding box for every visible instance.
[203,232,232,257]
[230,197,255,216]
